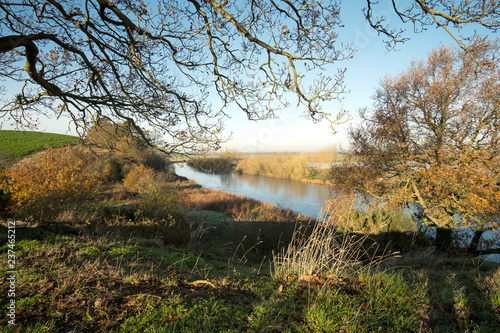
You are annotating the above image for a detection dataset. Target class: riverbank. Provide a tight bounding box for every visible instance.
[183,150,342,185]
[1,162,499,331]
[2,208,499,331]
[172,162,330,218]
[180,180,309,223]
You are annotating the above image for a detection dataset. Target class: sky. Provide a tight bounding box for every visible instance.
[2,1,496,153]
[222,2,474,153]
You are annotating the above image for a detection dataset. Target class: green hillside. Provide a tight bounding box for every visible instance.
[0,130,80,159]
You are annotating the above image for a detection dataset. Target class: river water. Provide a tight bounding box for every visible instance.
[173,162,500,263]
[172,162,330,218]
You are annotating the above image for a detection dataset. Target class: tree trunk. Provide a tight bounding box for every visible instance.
[435,227,453,252]
[467,229,484,253]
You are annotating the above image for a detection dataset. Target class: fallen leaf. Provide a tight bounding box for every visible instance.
[192,280,216,288]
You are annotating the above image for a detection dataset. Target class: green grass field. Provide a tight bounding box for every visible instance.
[0,130,79,159]
[1,216,499,332]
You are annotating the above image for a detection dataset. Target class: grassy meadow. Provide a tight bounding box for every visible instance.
[0,133,499,332]
[0,130,79,160]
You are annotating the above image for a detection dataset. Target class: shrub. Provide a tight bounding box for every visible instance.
[340,208,416,234]
[86,151,127,181]
[86,120,167,172]
[123,164,157,194]
[123,165,183,221]
[84,148,168,182]
[322,194,430,253]
[0,146,101,219]
[114,139,168,171]
[188,156,236,173]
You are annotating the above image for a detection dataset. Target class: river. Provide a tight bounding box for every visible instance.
[172,162,500,263]
[172,162,330,219]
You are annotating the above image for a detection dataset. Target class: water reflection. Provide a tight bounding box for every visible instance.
[172,163,330,218]
[173,163,500,263]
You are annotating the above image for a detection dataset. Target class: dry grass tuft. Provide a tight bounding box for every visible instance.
[272,211,391,280]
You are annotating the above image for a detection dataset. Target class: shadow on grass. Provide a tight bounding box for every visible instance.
[0,217,316,332]
[379,242,500,332]
[0,217,317,268]
[1,219,499,332]
[0,220,260,332]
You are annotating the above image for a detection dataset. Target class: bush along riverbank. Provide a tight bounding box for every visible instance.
[0,146,499,332]
[187,152,240,174]
[234,150,342,184]
[187,149,343,184]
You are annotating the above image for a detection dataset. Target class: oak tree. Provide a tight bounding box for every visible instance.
[0,0,355,154]
[2,1,500,154]
[331,40,500,252]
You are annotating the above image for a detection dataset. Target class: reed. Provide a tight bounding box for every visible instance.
[235,148,341,182]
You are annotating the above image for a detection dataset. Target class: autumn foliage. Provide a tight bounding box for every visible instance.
[330,41,500,251]
[0,146,101,218]
[123,164,163,194]
[123,164,181,220]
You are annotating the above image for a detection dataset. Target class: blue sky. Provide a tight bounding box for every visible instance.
[2,2,495,153]
[222,2,468,152]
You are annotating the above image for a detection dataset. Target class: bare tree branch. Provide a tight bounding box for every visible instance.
[365,0,500,59]
[0,0,354,153]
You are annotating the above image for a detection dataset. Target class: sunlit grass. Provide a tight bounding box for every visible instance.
[0,130,79,160]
